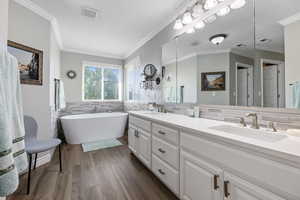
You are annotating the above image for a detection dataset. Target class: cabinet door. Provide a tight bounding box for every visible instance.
[128,126,138,154]
[137,129,151,168]
[224,172,286,200]
[180,150,223,200]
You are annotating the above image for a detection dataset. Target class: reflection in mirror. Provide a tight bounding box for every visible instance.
[162,0,300,110]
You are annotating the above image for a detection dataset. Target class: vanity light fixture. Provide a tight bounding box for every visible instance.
[204,15,217,23]
[174,19,184,30]
[209,34,227,45]
[195,21,205,29]
[192,3,204,18]
[186,27,196,34]
[173,0,246,35]
[230,0,246,9]
[217,6,230,16]
[204,0,218,10]
[182,11,193,24]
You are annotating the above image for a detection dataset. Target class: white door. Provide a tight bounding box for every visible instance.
[236,64,253,106]
[137,129,151,168]
[180,151,223,200]
[263,65,278,107]
[128,126,138,154]
[224,172,286,200]
[237,68,248,106]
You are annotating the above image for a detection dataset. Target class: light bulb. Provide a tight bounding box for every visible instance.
[186,27,195,34]
[230,0,246,9]
[182,11,193,24]
[217,6,230,16]
[204,0,218,10]
[204,15,217,24]
[192,3,204,18]
[173,19,183,30]
[194,21,205,29]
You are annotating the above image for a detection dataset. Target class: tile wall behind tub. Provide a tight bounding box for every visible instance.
[165,103,300,131]
[59,101,124,116]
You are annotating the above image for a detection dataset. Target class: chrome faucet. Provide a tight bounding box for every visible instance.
[246,113,259,129]
[239,117,247,127]
[268,121,277,132]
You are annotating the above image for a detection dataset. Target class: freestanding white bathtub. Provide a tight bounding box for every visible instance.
[60,112,128,144]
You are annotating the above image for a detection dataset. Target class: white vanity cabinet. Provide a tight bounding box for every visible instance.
[223,172,286,200]
[180,150,223,200]
[128,117,151,168]
[129,113,300,200]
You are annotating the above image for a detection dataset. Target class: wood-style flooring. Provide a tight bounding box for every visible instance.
[8,138,178,200]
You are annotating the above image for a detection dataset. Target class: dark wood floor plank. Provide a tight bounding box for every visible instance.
[8,140,178,200]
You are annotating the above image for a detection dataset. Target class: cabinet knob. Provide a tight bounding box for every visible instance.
[213,175,219,190]
[158,148,166,154]
[224,181,230,198]
[158,130,166,135]
[158,169,165,175]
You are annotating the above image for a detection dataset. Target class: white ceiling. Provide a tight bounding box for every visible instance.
[162,0,300,63]
[27,0,186,59]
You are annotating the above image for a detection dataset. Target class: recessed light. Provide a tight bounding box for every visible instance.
[209,34,228,45]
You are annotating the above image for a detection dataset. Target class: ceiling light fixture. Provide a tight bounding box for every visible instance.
[182,11,193,25]
[173,0,246,35]
[209,34,227,45]
[230,0,246,9]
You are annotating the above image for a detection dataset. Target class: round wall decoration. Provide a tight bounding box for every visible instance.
[143,64,157,79]
[66,70,77,79]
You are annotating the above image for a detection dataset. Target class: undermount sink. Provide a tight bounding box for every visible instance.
[209,125,287,143]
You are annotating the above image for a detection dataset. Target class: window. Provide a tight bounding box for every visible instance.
[82,62,122,101]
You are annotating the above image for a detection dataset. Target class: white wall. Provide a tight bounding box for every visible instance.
[285,20,300,108]
[8,1,54,140]
[61,51,123,102]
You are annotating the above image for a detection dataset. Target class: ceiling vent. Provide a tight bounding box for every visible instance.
[81,7,99,19]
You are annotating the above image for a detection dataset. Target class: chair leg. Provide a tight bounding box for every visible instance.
[27,154,32,195]
[58,144,62,172]
[34,153,38,170]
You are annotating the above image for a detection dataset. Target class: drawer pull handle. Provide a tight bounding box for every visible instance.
[224,181,230,198]
[158,148,166,154]
[158,130,166,135]
[158,169,165,175]
[213,175,219,190]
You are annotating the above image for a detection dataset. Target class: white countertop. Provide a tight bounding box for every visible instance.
[129,111,300,166]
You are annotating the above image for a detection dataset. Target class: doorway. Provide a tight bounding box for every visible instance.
[235,63,254,106]
[261,59,285,108]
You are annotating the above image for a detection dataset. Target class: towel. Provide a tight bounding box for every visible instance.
[292,82,300,109]
[59,81,66,110]
[0,49,28,197]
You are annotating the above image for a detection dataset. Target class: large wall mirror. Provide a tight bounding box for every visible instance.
[162,0,300,110]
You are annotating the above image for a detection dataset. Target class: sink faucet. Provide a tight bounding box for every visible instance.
[268,121,277,132]
[246,113,259,129]
[239,117,247,127]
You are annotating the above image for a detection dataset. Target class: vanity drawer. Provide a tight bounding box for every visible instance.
[152,123,179,145]
[152,136,179,169]
[152,154,179,195]
[129,115,151,132]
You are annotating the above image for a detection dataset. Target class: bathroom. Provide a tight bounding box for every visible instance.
[1,0,300,199]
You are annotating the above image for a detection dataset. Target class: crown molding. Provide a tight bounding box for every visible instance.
[62,48,124,60]
[13,0,63,49]
[124,0,198,59]
[279,12,300,26]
